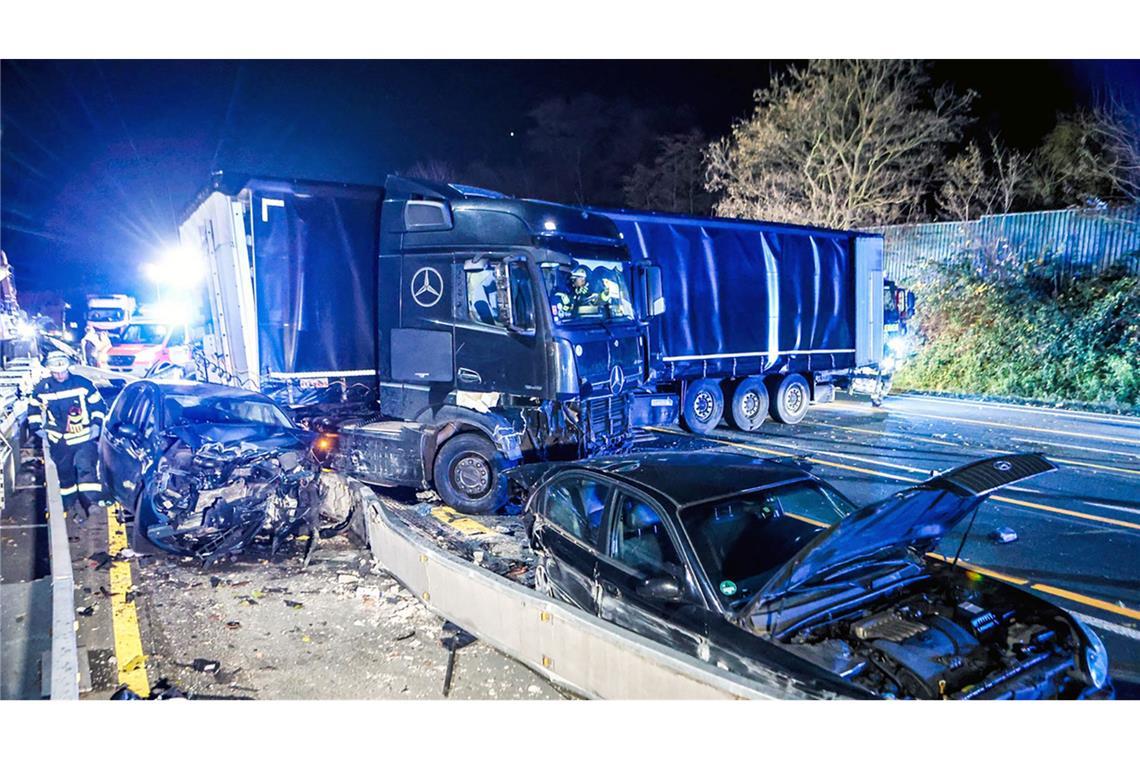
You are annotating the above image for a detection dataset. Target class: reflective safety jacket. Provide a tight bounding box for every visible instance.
[27,373,107,446]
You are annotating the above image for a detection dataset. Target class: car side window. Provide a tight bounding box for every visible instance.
[112,385,142,429]
[131,388,156,440]
[544,476,612,546]
[609,491,682,578]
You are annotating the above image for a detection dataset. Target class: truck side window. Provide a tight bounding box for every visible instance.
[466,269,500,326]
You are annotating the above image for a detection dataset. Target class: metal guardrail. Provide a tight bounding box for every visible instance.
[362,486,831,700]
[44,440,80,699]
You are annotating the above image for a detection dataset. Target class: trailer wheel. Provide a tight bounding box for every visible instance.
[769,374,810,425]
[432,433,507,515]
[680,379,724,434]
[728,377,768,432]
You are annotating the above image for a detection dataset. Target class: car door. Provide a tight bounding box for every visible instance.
[115,384,157,510]
[101,383,144,502]
[532,474,613,613]
[595,486,709,656]
[453,255,546,395]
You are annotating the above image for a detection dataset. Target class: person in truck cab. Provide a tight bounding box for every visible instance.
[27,351,107,522]
[554,266,618,319]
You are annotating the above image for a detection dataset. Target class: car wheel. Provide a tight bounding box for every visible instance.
[728,377,768,432]
[769,374,811,425]
[130,490,162,554]
[432,433,507,515]
[680,379,724,434]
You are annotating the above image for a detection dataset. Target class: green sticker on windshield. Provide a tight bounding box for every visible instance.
[719,580,738,596]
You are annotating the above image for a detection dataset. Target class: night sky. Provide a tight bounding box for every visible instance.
[2,59,1138,303]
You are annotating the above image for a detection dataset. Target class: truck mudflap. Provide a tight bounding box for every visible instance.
[359,485,841,699]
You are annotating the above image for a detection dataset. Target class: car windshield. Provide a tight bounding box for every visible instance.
[88,308,125,323]
[163,393,294,429]
[541,258,634,325]
[119,323,181,345]
[680,483,856,607]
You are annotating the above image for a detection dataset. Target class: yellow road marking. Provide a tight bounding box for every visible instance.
[830,403,1140,446]
[1046,457,1140,477]
[989,494,1140,531]
[652,427,1140,532]
[107,508,150,697]
[926,552,1029,585]
[430,506,493,536]
[1009,437,1140,460]
[1030,583,1140,622]
[809,420,965,448]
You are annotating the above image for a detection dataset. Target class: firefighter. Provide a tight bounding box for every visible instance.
[27,351,107,522]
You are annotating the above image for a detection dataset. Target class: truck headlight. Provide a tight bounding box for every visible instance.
[1075,618,1109,689]
[887,336,907,356]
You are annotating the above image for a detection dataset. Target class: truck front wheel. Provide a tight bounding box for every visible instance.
[769,374,810,425]
[728,377,768,432]
[680,379,724,435]
[432,433,507,515]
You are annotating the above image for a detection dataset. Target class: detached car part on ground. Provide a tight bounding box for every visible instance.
[521,450,1112,700]
[101,380,353,565]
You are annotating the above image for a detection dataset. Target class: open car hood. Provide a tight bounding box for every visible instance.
[750,454,1056,607]
[170,422,313,451]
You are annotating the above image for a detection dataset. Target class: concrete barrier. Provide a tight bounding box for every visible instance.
[362,486,828,700]
[44,442,80,699]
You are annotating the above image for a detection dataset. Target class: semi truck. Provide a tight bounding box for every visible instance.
[598,209,884,433]
[179,173,673,514]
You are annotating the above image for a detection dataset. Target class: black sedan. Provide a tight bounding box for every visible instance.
[100,380,330,562]
[521,448,1112,699]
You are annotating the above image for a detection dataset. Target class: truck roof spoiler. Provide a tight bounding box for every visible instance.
[384,175,509,202]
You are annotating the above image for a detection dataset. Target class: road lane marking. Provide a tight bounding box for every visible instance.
[1047,458,1140,477]
[1072,612,1140,641]
[1083,502,1140,517]
[808,420,966,448]
[926,552,1029,585]
[1031,583,1140,622]
[989,495,1140,531]
[829,403,1140,446]
[894,393,1140,426]
[811,420,1140,477]
[108,508,150,697]
[650,427,1140,532]
[1010,437,1140,460]
[725,433,939,476]
[430,506,493,536]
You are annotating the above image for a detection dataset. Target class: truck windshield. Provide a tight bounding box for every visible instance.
[541,258,634,325]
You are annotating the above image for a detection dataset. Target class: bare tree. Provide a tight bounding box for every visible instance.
[705,60,975,228]
[400,159,458,183]
[937,137,1030,221]
[1032,104,1140,207]
[622,129,712,214]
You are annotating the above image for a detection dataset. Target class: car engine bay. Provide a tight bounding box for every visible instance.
[778,573,1092,699]
[140,437,350,565]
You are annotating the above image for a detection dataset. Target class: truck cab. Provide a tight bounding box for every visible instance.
[342,178,670,513]
[180,174,671,514]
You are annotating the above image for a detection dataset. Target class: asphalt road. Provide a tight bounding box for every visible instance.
[644,391,1140,690]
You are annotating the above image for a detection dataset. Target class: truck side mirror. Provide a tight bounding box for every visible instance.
[646,265,665,317]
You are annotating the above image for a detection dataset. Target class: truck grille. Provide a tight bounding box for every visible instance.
[108,355,135,367]
[585,395,630,450]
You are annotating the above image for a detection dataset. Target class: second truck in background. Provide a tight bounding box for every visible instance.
[600,208,884,433]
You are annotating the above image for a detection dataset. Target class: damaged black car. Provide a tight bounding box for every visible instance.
[522,449,1113,699]
[100,380,349,564]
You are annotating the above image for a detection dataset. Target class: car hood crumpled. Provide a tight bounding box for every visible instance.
[169,422,314,452]
[749,453,1056,608]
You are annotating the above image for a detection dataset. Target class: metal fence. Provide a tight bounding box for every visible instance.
[868,206,1140,285]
